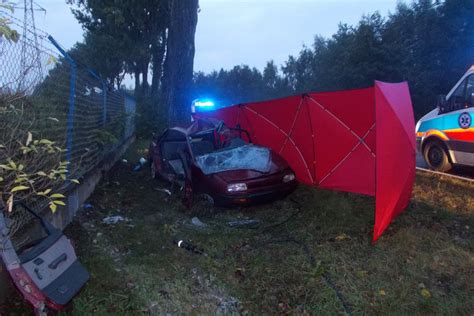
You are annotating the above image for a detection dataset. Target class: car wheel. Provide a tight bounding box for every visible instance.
[423,141,452,172]
[150,160,156,179]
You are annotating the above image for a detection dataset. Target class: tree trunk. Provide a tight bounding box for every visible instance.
[151,31,167,97]
[161,0,199,126]
[141,60,150,94]
[134,69,140,96]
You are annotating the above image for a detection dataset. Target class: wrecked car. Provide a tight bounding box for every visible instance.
[149,119,297,206]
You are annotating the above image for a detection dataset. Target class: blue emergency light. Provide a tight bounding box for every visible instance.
[194,100,215,108]
[192,99,216,116]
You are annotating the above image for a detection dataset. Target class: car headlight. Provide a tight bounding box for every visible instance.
[283,173,295,183]
[227,183,247,192]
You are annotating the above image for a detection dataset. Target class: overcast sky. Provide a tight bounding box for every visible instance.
[16,0,401,73]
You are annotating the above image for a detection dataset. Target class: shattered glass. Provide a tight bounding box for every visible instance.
[195,145,271,175]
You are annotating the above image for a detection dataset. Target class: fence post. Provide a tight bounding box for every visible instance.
[102,81,107,127]
[48,35,76,178]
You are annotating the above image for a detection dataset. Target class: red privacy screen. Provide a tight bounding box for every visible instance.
[195,81,415,241]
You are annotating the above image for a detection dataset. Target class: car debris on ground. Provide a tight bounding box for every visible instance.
[132,157,148,172]
[191,216,207,228]
[83,202,93,210]
[227,219,261,228]
[0,203,89,314]
[102,215,130,225]
[174,239,206,255]
[155,188,172,196]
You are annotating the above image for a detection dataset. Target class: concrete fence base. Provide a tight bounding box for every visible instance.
[0,135,135,305]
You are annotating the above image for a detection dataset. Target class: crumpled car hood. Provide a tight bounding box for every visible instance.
[195,145,271,175]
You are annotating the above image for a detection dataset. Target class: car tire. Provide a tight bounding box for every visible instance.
[423,140,452,172]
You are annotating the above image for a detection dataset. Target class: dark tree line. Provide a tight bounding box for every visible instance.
[193,0,473,118]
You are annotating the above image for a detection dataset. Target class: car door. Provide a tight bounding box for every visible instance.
[1,203,89,312]
[444,75,474,166]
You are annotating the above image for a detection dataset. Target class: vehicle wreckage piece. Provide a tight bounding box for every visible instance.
[0,203,89,314]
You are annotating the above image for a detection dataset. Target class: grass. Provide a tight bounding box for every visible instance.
[3,139,473,315]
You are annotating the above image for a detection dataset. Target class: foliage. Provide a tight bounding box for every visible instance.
[193,62,291,107]
[67,0,168,92]
[0,2,19,42]
[192,0,474,119]
[0,95,77,213]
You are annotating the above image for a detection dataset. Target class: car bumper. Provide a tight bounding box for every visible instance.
[213,181,297,206]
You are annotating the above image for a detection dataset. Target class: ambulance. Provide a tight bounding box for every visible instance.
[416,66,474,171]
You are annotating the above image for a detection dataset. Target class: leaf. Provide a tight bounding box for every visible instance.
[47,116,60,122]
[0,176,3,182]
[0,4,14,13]
[420,288,431,299]
[26,132,33,146]
[44,188,52,195]
[7,195,13,213]
[14,177,27,183]
[49,203,57,213]
[8,160,16,170]
[36,171,47,176]
[50,193,65,198]
[11,185,29,193]
[335,233,349,241]
[71,179,80,184]
[379,289,386,296]
[39,139,54,145]
[46,55,58,66]
[0,164,13,170]
[53,200,65,206]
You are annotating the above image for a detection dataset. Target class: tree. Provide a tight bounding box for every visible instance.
[161,0,199,125]
[68,0,169,93]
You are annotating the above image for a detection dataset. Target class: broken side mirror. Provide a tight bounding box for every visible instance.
[436,94,447,113]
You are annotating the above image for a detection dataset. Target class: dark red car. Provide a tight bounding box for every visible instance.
[149,119,297,207]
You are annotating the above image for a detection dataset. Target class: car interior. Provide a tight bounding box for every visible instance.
[158,121,252,177]
[160,141,188,176]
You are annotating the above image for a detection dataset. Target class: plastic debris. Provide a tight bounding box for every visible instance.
[102,215,129,225]
[133,157,148,171]
[227,219,261,228]
[155,188,172,196]
[174,239,205,255]
[83,202,93,210]
[191,217,207,227]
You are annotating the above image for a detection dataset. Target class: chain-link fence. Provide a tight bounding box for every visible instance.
[0,13,135,219]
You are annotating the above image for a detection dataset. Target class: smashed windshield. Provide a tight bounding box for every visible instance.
[195,145,271,175]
